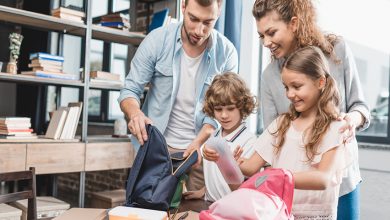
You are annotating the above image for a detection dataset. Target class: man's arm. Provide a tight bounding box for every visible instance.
[120,97,152,145]
[183,123,215,165]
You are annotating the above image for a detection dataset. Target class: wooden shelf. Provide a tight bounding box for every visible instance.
[0,5,145,45]
[91,25,145,45]
[89,81,123,90]
[0,5,86,35]
[86,135,130,143]
[0,72,84,87]
[0,136,80,143]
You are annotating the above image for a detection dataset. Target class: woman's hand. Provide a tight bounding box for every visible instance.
[337,111,363,143]
[203,145,219,162]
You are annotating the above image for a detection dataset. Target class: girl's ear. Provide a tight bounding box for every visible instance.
[318,76,326,90]
[289,16,298,33]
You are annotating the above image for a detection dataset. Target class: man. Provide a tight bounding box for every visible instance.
[118,0,238,191]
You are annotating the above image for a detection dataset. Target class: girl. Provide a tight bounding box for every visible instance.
[252,0,369,218]
[239,46,353,220]
[184,72,258,202]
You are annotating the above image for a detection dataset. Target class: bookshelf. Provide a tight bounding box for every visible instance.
[0,1,145,208]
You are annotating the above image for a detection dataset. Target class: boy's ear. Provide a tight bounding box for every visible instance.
[289,16,298,33]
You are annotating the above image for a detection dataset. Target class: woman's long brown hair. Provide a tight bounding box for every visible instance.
[252,0,339,62]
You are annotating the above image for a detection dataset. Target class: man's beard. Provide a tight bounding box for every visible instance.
[182,22,198,46]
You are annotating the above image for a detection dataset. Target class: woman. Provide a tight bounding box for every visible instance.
[252,0,370,219]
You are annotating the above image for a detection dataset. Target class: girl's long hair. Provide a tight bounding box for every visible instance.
[273,46,340,161]
[252,0,339,62]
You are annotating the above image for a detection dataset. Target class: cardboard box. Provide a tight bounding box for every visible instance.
[91,189,126,208]
[0,204,22,220]
[12,196,70,220]
[53,208,107,220]
[108,206,168,220]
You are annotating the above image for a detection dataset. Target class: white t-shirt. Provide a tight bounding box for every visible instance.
[164,50,204,149]
[255,119,353,220]
[202,122,257,202]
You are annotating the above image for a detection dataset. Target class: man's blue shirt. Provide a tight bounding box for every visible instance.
[118,22,238,144]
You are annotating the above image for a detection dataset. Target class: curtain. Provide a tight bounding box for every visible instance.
[215,0,242,59]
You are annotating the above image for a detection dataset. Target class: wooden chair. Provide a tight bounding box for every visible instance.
[0,167,37,220]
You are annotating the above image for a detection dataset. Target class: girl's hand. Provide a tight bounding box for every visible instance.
[233,145,243,161]
[203,145,219,162]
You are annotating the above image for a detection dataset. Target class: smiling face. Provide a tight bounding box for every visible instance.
[181,0,220,47]
[213,104,242,135]
[256,10,298,59]
[281,68,324,116]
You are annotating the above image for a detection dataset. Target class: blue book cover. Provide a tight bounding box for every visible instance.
[29,52,64,62]
[101,21,125,26]
[148,8,169,33]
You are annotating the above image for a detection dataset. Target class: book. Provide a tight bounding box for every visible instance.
[31,58,63,66]
[0,134,38,139]
[45,107,68,139]
[148,8,170,33]
[29,53,64,62]
[51,7,85,17]
[0,117,30,124]
[0,123,31,129]
[52,12,84,23]
[59,106,80,139]
[32,67,63,74]
[21,71,78,80]
[90,71,120,81]
[100,21,130,28]
[67,102,83,139]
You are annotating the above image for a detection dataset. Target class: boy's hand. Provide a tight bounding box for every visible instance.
[233,145,243,161]
[203,145,219,162]
[183,187,205,200]
[237,157,246,165]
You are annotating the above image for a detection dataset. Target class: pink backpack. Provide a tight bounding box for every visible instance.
[199,168,294,220]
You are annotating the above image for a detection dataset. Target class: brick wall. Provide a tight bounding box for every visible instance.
[57,168,129,207]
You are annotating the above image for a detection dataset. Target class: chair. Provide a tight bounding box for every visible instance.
[0,167,37,220]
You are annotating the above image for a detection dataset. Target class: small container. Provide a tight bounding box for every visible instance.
[113,118,127,136]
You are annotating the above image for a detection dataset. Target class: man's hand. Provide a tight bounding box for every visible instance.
[128,110,153,145]
[202,145,219,162]
[183,140,202,167]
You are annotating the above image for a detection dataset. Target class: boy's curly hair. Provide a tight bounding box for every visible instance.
[203,72,257,119]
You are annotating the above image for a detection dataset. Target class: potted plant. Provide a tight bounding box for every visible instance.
[7,32,24,74]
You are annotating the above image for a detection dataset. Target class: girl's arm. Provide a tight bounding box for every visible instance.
[239,152,267,177]
[293,144,345,190]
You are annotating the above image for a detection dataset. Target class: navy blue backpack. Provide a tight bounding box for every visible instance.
[125,124,198,211]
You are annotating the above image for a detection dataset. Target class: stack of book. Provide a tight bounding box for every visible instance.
[51,6,85,23]
[99,13,130,30]
[90,71,123,86]
[45,102,83,140]
[0,117,37,139]
[21,53,78,80]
